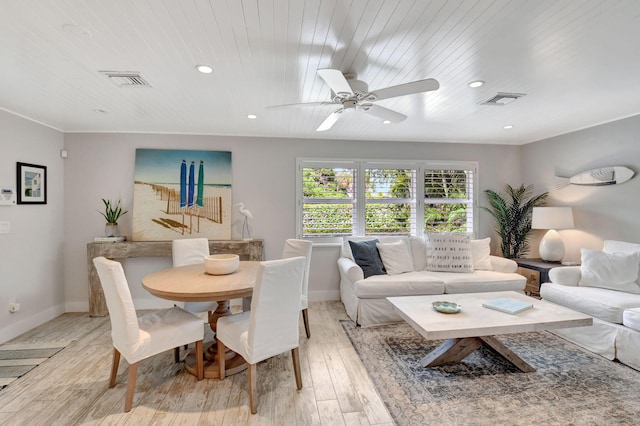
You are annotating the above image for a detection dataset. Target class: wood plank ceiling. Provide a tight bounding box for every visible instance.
[1,0,640,144]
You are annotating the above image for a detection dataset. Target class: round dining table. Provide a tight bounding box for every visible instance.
[142,260,259,379]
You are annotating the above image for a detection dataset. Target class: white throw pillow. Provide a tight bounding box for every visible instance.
[376,240,414,275]
[424,232,473,273]
[409,236,427,271]
[578,248,640,294]
[603,240,640,283]
[470,238,493,271]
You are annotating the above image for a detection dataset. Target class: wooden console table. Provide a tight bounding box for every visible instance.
[87,239,264,316]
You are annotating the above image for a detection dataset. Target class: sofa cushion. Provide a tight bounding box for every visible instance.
[353,272,445,298]
[603,240,640,283]
[603,240,640,255]
[377,240,414,275]
[425,232,473,273]
[623,307,640,332]
[578,249,640,294]
[541,282,640,324]
[471,237,493,271]
[433,270,526,294]
[349,239,386,278]
[409,236,427,271]
[342,236,411,261]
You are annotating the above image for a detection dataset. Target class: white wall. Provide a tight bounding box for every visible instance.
[63,133,523,311]
[521,114,640,263]
[0,110,65,342]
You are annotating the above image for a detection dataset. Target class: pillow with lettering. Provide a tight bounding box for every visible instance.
[425,232,473,273]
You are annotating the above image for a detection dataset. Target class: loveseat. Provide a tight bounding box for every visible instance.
[541,240,640,371]
[338,235,526,327]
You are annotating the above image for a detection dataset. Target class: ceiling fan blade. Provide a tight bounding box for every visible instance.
[266,101,335,109]
[316,109,344,131]
[361,104,406,122]
[317,69,354,96]
[370,78,439,101]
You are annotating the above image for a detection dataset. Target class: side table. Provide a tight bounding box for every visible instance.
[514,258,569,297]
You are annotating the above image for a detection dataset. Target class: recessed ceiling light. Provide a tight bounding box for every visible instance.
[382,120,391,124]
[468,80,484,88]
[196,65,213,74]
[503,125,514,129]
[247,114,257,120]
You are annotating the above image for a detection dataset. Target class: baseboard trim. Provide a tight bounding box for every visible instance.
[0,304,66,344]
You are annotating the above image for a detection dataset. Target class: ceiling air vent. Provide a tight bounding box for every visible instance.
[99,71,152,88]
[480,92,526,106]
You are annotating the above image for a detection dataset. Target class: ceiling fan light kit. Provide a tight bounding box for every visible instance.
[268,68,440,132]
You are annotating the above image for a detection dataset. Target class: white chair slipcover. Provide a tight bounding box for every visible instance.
[172,238,217,314]
[282,239,313,338]
[216,256,306,414]
[93,256,203,412]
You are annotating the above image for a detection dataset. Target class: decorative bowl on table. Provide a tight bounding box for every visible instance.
[204,254,240,275]
[432,301,461,314]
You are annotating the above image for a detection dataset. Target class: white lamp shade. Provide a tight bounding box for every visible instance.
[532,207,574,262]
[532,207,574,230]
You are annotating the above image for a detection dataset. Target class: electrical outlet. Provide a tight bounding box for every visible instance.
[9,297,19,313]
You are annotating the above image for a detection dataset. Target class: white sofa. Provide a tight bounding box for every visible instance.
[541,240,640,371]
[338,235,526,327]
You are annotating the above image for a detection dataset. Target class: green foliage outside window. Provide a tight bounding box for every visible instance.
[302,167,472,237]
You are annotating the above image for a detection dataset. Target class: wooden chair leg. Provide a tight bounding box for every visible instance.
[302,308,311,338]
[248,363,257,414]
[109,348,121,388]
[217,339,226,380]
[124,362,139,412]
[195,340,204,380]
[291,347,303,390]
[174,347,180,363]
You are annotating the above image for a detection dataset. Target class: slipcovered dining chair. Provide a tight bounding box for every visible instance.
[216,256,306,414]
[172,238,216,361]
[282,239,313,338]
[93,256,204,412]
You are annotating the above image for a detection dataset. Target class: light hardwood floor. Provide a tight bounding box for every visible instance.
[0,302,394,425]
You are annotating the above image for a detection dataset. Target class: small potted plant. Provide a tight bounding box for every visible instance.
[99,198,128,237]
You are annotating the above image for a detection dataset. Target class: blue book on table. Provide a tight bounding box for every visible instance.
[482,297,533,314]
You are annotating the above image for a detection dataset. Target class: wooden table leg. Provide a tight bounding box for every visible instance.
[420,337,482,367]
[479,335,535,372]
[184,299,248,379]
[420,335,535,372]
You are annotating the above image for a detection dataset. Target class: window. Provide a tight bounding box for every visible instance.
[297,159,477,242]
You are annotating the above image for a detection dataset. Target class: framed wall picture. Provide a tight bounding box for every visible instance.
[16,162,47,204]
[132,149,232,241]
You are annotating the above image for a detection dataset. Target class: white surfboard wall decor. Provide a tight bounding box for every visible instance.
[555,166,635,188]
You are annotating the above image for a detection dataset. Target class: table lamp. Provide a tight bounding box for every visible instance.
[532,207,574,262]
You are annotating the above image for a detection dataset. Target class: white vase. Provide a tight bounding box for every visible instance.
[105,223,118,237]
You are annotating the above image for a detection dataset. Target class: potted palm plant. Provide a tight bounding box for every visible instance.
[99,199,128,237]
[482,184,548,259]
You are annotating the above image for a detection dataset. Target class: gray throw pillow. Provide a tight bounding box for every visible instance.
[349,239,386,278]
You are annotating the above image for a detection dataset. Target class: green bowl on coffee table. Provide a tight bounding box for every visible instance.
[432,301,461,314]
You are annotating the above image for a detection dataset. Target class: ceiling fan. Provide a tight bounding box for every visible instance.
[267,69,439,131]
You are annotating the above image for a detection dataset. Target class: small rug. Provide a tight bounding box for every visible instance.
[341,320,640,425]
[0,343,66,390]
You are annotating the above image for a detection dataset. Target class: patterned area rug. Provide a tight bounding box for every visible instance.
[341,320,640,425]
[0,344,66,390]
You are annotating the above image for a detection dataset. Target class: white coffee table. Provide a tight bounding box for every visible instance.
[387,291,592,372]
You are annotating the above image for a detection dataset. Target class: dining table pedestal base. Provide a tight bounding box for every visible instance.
[184,343,247,379]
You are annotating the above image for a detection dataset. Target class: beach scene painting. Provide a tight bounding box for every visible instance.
[132,149,232,241]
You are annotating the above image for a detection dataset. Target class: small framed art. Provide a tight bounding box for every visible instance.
[16,162,47,204]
